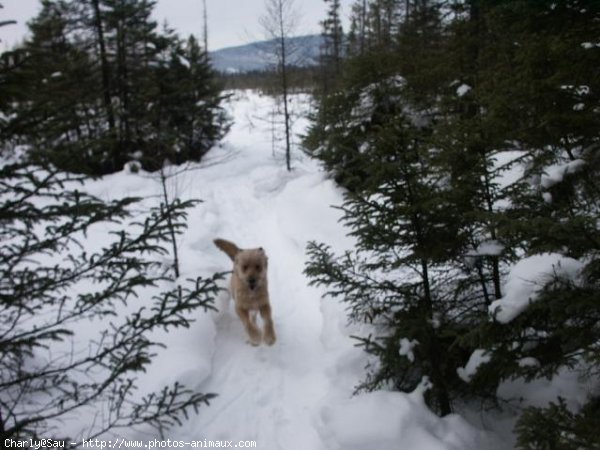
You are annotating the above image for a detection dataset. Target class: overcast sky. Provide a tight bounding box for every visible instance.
[0,0,351,51]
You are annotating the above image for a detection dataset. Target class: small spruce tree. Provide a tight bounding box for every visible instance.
[0,160,221,440]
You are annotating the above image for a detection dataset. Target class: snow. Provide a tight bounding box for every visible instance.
[321,384,497,450]
[487,150,528,210]
[349,75,413,129]
[151,90,504,449]
[497,363,594,411]
[489,253,584,323]
[399,338,419,362]
[581,42,600,49]
[540,159,586,189]
[456,84,472,97]
[469,240,504,257]
[559,85,590,96]
[153,91,501,449]
[8,90,508,449]
[457,349,492,383]
[517,357,540,368]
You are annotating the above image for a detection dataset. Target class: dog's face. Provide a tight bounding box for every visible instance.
[234,248,268,292]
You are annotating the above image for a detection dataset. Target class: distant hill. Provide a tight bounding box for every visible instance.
[209,34,323,73]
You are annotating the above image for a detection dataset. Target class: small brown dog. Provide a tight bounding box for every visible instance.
[214,238,276,346]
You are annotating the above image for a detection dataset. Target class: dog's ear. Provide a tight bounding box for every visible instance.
[214,238,241,261]
[259,248,268,266]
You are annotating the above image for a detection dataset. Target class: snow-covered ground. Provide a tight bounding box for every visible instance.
[48,91,511,449]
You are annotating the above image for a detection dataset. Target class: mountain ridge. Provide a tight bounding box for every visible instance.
[208,34,323,73]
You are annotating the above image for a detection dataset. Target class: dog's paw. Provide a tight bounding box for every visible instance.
[263,329,276,346]
[247,328,262,346]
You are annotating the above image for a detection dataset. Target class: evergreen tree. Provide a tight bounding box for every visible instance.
[305,2,600,439]
[346,0,367,56]
[142,34,229,170]
[99,0,164,162]
[319,0,344,94]
[1,1,102,171]
[1,26,221,437]
[460,2,600,442]
[429,0,518,310]
[2,0,228,175]
[0,3,18,116]
[0,4,226,437]
[365,0,402,49]
[0,158,221,441]
[305,65,472,415]
[516,398,600,450]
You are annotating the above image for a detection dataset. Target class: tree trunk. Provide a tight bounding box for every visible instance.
[160,167,180,279]
[91,0,116,138]
[277,0,292,171]
[202,0,209,54]
[360,0,367,53]
[420,257,452,416]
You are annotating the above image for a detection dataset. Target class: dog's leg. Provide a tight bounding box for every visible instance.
[236,306,262,346]
[259,304,276,346]
[249,310,258,326]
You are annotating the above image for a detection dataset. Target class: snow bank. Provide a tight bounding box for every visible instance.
[489,253,584,323]
[541,159,586,189]
[321,381,501,450]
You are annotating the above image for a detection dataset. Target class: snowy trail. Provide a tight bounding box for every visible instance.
[125,91,507,450]
[172,94,357,448]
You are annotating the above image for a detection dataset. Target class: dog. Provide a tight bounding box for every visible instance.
[214,238,276,346]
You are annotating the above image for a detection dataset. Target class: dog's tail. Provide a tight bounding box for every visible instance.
[214,238,241,261]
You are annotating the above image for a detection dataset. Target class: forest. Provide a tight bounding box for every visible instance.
[306,1,600,448]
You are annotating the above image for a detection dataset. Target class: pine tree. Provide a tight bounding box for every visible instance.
[516,398,600,450]
[96,0,171,169]
[134,33,229,171]
[0,2,18,119]
[0,159,222,440]
[448,0,600,439]
[346,0,367,56]
[3,0,228,175]
[1,19,222,436]
[1,1,101,171]
[319,0,344,94]
[305,0,600,436]
[305,67,472,415]
[458,0,600,367]
[366,0,402,49]
[429,0,518,310]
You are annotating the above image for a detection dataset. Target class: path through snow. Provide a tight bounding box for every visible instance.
[168,91,364,449]
[107,91,506,450]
